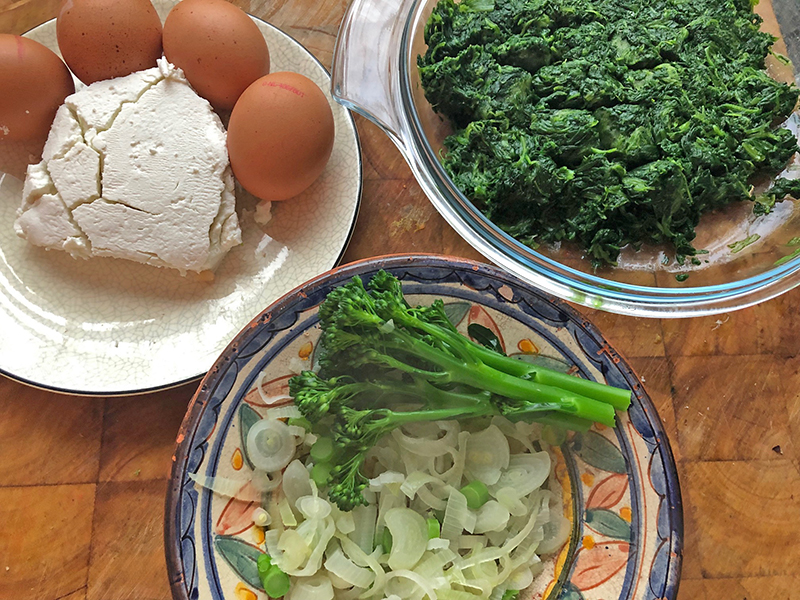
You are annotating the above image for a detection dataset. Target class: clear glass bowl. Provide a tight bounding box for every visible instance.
[331,0,800,317]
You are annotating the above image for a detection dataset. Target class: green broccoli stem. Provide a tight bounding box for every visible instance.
[380,327,617,427]
[390,309,632,411]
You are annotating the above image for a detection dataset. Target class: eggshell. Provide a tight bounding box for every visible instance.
[0,34,75,142]
[227,72,335,202]
[163,0,270,111]
[57,0,163,84]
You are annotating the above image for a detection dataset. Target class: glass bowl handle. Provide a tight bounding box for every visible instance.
[331,0,415,149]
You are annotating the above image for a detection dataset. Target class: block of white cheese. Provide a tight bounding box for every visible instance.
[15,59,242,274]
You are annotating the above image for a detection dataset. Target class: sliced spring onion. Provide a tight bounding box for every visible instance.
[263,566,291,598]
[427,518,440,539]
[253,507,271,527]
[460,480,490,510]
[311,462,332,487]
[465,425,509,485]
[310,437,335,462]
[384,508,428,571]
[247,419,296,473]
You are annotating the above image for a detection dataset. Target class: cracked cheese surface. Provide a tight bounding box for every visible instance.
[15,59,242,274]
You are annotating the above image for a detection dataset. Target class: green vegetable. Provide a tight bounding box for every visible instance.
[287,416,312,431]
[460,480,490,509]
[288,271,631,510]
[427,517,441,539]
[381,527,393,554]
[262,567,291,598]
[501,590,520,600]
[418,0,800,267]
[310,436,336,462]
[257,554,291,598]
[310,462,333,486]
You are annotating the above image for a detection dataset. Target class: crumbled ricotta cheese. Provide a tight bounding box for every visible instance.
[15,59,242,274]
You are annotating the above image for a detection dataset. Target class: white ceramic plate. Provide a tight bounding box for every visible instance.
[0,1,361,395]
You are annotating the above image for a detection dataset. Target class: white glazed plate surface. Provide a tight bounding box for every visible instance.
[0,1,361,395]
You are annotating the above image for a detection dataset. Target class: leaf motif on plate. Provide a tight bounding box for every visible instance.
[558,582,586,600]
[443,301,470,327]
[214,535,264,590]
[215,484,258,536]
[584,508,632,541]
[570,540,630,590]
[585,473,629,510]
[239,403,261,470]
[242,374,293,407]
[571,431,627,474]
[467,305,505,352]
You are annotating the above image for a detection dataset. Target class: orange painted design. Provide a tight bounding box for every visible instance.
[581,472,595,487]
[242,374,293,407]
[298,341,313,360]
[595,423,607,431]
[517,339,539,354]
[571,541,630,591]
[582,535,596,550]
[620,506,632,522]
[467,305,506,352]
[253,526,265,545]
[235,582,258,600]
[215,482,258,536]
[231,448,244,471]
[586,473,629,510]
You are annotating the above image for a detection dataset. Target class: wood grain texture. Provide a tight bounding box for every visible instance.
[1,0,800,598]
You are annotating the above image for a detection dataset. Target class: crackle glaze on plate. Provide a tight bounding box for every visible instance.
[0,0,361,395]
[165,255,682,600]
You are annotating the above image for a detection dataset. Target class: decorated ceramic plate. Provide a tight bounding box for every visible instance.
[165,255,682,600]
[0,0,361,395]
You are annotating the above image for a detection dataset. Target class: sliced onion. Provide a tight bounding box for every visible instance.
[384,570,437,600]
[400,472,441,499]
[251,469,282,493]
[267,405,303,421]
[474,501,510,534]
[188,473,262,502]
[384,508,428,571]
[298,495,332,520]
[537,513,570,555]
[325,548,375,589]
[494,487,526,517]
[351,503,378,555]
[277,529,311,572]
[427,538,450,551]
[465,425,509,485]
[247,419,296,472]
[441,488,469,542]
[492,453,551,498]
[287,574,334,600]
[506,566,533,590]
[368,471,405,493]
[283,460,313,508]
[392,421,459,457]
[334,509,356,535]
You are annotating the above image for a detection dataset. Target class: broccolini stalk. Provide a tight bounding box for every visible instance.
[289,271,631,510]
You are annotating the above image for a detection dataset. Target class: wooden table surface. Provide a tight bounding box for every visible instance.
[2,1,799,599]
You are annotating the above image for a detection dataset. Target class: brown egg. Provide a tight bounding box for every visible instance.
[163,0,270,111]
[0,34,75,142]
[227,72,335,202]
[57,0,163,84]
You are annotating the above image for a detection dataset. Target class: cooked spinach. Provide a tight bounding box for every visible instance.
[419,0,800,266]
